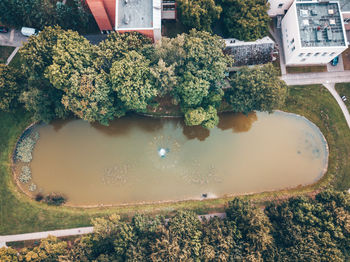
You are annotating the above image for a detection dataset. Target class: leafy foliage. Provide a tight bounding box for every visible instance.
[0,0,91,32]
[220,0,271,41]
[226,63,287,114]
[43,193,67,206]
[0,64,25,112]
[110,51,158,112]
[176,0,222,32]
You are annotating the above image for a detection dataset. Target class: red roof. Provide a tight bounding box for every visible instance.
[86,0,113,30]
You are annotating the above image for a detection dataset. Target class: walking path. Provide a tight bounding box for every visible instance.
[323,83,350,129]
[6,46,20,65]
[0,213,226,248]
[282,71,350,85]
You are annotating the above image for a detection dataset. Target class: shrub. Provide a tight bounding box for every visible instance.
[35,193,44,202]
[44,193,67,206]
[19,166,31,183]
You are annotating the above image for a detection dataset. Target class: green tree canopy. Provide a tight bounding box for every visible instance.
[226,63,287,114]
[110,51,158,112]
[97,32,153,72]
[0,0,91,32]
[220,0,271,41]
[0,64,25,112]
[176,0,222,32]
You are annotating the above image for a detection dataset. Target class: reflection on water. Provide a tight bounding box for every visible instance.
[27,112,328,205]
[218,112,258,133]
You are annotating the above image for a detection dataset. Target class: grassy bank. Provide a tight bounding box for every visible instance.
[0,46,15,64]
[335,83,350,111]
[286,65,327,74]
[0,84,349,234]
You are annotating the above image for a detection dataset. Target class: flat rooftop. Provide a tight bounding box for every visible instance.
[297,2,346,47]
[116,0,153,29]
[338,0,350,12]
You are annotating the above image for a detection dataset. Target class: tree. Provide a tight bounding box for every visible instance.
[220,0,271,41]
[97,32,153,72]
[61,69,116,125]
[0,65,25,112]
[226,198,274,260]
[168,211,203,259]
[19,236,68,261]
[176,0,222,32]
[184,106,219,128]
[0,0,90,32]
[110,51,158,112]
[226,63,287,114]
[20,26,70,122]
[0,247,20,262]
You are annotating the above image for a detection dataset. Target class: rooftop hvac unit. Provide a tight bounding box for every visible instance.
[301,10,309,17]
[303,19,309,25]
[327,27,333,40]
[328,9,334,15]
[329,19,336,25]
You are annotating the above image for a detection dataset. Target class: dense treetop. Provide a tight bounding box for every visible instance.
[0,0,91,32]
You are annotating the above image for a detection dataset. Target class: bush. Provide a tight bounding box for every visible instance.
[44,193,67,206]
[18,166,31,183]
[35,193,44,202]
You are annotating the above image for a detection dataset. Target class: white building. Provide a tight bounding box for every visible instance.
[281,0,348,65]
[267,0,294,17]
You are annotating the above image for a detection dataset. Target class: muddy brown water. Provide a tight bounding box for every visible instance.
[25,111,328,205]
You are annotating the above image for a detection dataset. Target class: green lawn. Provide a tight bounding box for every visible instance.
[335,83,350,112]
[0,85,349,234]
[286,65,327,74]
[0,46,15,64]
[8,52,22,69]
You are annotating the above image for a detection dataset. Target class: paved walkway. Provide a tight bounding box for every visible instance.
[269,27,287,75]
[0,213,226,248]
[323,83,350,129]
[0,227,93,248]
[282,71,350,85]
[6,46,20,65]
[0,29,107,47]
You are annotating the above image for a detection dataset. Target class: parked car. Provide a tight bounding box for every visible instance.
[20,27,39,37]
[331,56,339,66]
[0,26,8,33]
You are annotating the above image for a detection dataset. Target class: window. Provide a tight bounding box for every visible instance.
[322,52,328,56]
[291,46,295,52]
[290,38,294,44]
[330,52,336,56]
[163,5,175,11]
[306,53,312,57]
[301,58,306,62]
[299,53,304,57]
[278,3,283,8]
[314,52,320,56]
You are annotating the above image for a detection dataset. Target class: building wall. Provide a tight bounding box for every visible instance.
[281,1,347,65]
[268,0,294,17]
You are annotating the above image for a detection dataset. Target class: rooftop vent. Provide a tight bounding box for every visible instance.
[123,14,130,24]
[301,9,309,17]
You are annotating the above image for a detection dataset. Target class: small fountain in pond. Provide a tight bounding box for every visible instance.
[158,148,169,158]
